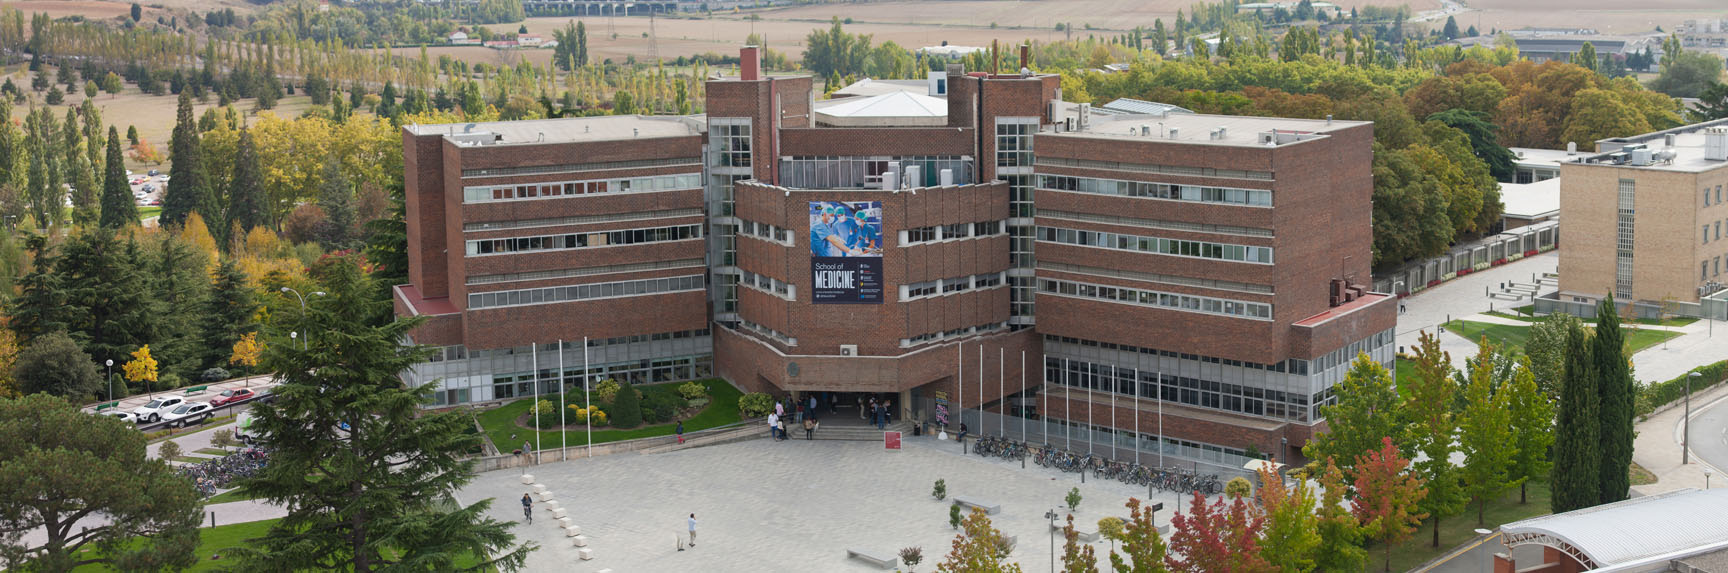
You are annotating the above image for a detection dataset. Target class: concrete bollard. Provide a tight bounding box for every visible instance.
[551,508,567,519]
[566,526,581,537]
[519,474,535,485]
[573,535,589,547]
[565,525,581,536]
[578,548,594,560]
[544,500,560,512]
[537,491,555,502]
[532,484,548,494]
[556,516,572,528]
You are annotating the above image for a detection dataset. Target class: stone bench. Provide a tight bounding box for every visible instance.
[1051,522,1099,542]
[953,496,1001,515]
[846,548,897,570]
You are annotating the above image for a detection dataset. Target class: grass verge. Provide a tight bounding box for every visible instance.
[1486,309,1698,328]
[475,380,744,454]
[204,488,261,505]
[1629,461,1657,486]
[1444,320,1682,356]
[138,206,161,221]
[71,517,497,571]
[1379,480,1552,572]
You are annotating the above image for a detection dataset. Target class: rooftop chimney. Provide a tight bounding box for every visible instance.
[1019,44,1030,71]
[740,45,761,81]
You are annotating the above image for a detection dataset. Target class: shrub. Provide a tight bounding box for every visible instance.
[159,439,181,460]
[567,404,609,426]
[739,392,774,418]
[639,390,685,424]
[1640,360,1728,417]
[609,385,642,428]
[932,478,947,500]
[200,367,230,382]
[677,381,707,400]
[593,379,621,404]
[948,503,962,529]
[899,547,923,572]
[1225,476,1253,499]
[1065,487,1082,511]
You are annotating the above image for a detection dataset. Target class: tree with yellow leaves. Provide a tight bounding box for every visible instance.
[178,212,219,260]
[123,345,160,393]
[230,332,263,375]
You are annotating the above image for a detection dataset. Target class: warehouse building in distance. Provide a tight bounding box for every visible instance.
[396,46,1394,465]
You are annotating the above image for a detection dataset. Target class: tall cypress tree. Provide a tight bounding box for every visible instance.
[1550,322,1599,513]
[1594,297,1634,504]
[225,128,266,233]
[99,126,137,228]
[65,108,98,226]
[161,91,210,228]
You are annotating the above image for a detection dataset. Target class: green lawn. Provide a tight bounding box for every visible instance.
[1487,308,1698,328]
[205,488,261,505]
[1380,481,1553,572]
[475,380,744,455]
[1444,320,1682,356]
[138,206,161,221]
[71,518,497,571]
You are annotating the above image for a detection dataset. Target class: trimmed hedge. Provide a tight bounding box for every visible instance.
[1638,360,1728,417]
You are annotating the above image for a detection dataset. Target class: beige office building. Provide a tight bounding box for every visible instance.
[1555,119,1728,317]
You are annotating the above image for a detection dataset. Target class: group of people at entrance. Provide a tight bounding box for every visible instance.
[767,395,822,441]
[862,396,892,429]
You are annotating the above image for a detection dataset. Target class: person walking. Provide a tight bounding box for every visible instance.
[676,420,685,445]
[521,493,533,523]
[794,403,804,425]
[687,513,697,548]
[767,412,780,440]
[775,399,784,419]
[778,416,789,441]
[857,395,866,420]
[808,395,819,418]
[804,417,816,440]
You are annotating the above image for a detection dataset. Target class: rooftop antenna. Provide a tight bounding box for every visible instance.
[649,10,660,63]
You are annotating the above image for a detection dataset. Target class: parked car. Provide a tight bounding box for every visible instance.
[159,175,170,182]
[210,388,255,407]
[141,184,155,192]
[132,397,186,423]
[148,198,162,206]
[160,402,213,428]
[102,410,139,424]
[147,169,159,176]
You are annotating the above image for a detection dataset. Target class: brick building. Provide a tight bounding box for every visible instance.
[397,46,1393,464]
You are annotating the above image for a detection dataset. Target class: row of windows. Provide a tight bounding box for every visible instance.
[466,259,704,286]
[464,208,702,232]
[1038,226,1273,264]
[1703,220,1728,245]
[1706,184,1723,207]
[462,173,702,203]
[904,272,1008,300]
[905,320,1008,347]
[740,219,795,245]
[1038,278,1274,320]
[1045,356,1315,422]
[740,270,795,300]
[736,319,796,346]
[1037,174,1273,207]
[466,274,705,310]
[423,328,713,363]
[466,224,702,256]
[1043,334,1307,375]
[1038,209,1272,238]
[461,157,700,179]
[904,220,1005,245]
[1033,156,1274,181]
[1036,260,1275,295]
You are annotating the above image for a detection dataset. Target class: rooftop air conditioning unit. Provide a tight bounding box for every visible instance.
[839,345,858,356]
[1706,127,1728,161]
[1629,148,1653,166]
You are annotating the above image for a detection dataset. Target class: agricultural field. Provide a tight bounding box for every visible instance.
[1457,0,1726,36]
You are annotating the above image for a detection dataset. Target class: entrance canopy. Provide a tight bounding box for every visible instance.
[1500,488,1728,569]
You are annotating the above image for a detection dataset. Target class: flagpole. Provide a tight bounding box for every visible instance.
[1020,350,1026,443]
[559,339,566,461]
[1133,367,1140,465]
[532,344,541,465]
[1064,358,1071,450]
[1110,364,1116,459]
[977,345,983,436]
[1041,353,1048,444]
[1157,367,1164,467]
[958,343,964,435]
[584,337,592,458]
[999,348,1005,437]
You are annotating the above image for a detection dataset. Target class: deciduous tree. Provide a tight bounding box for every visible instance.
[122,344,158,393]
[1165,490,1269,572]
[1314,459,1369,572]
[0,394,200,571]
[1305,353,1403,478]
[1458,342,1517,523]
[936,508,1023,573]
[1352,437,1428,572]
[1255,461,1319,572]
[1107,498,1169,573]
[1061,515,1100,573]
[225,257,533,572]
[1524,313,1583,398]
[1405,331,1464,547]
[1505,358,1555,504]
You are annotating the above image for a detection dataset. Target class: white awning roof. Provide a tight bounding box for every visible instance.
[1500,177,1561,219]
[814,91,948,127]
[1500,488,1728,568]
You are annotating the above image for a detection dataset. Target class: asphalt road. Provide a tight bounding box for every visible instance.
[1687,392,1728,484]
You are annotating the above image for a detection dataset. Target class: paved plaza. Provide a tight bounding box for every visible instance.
[461,434,1209,572]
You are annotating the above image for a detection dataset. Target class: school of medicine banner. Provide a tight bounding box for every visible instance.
[808,201,883,304]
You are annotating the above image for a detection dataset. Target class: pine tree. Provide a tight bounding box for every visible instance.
[162,91,210,228]
[1304,354,1402,478]
[1441,16,1460,40]
[1506,358,1555,504]
[375,81,398,119]
[81,99,103,175]
[1550,321,1599,513]
[147,234,210,382]
[225,258,533,572]
[1405,331,1464,547]
[1594,296,1634,504]
[98,126,137,228]
[56,229,157,369]
[201,258,256,370]
[1458,341,1517,524]
[8,234,65,344]
[315,157,355,250]
[225,128,266,233]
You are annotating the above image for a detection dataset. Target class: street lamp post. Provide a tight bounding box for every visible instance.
[1707,468,1714,489]
[1687,372,1701,465]
[105,359,114,402]
[280,287,326,350]
[1046,507,1057,573]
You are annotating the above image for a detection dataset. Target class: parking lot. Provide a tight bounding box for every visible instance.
[129,169,166,213]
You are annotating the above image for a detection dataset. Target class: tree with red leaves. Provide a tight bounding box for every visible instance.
[1352,437,1430,572]
[1164,490,1270,572]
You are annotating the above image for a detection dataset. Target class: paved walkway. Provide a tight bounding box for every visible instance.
[1397,252,1558,371]
[461,433,1222,573]
[1630,380,1728,498]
